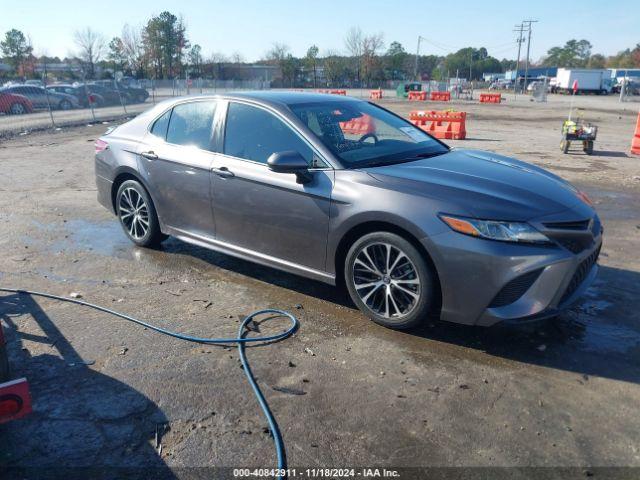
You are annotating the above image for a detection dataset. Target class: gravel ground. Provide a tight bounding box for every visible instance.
[0,94,639,479]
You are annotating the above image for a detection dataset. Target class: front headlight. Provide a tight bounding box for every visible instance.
[439,214,550,244]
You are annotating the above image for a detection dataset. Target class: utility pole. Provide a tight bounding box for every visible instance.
[522,19,538,93]
[513,23,526,97]
[414,36,425,81]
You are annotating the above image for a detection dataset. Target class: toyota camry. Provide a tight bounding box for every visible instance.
[94,92,602,329]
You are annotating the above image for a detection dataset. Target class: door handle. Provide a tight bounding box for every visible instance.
[140,151,158,160]
[211,166,235,178]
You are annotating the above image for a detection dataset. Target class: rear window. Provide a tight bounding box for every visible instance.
[166,101,216,150]
[150,109,171,140]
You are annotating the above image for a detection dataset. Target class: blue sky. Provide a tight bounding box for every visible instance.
[2,0,638,61]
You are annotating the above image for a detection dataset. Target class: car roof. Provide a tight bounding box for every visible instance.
[220,91,362,108]
[163,90,362,107]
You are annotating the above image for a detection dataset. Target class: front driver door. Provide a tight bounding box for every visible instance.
[210,101,334,272]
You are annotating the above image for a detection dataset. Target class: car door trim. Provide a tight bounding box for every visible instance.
[166,226,336,285]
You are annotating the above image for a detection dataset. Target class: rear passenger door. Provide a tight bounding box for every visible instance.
[138,100,218,238]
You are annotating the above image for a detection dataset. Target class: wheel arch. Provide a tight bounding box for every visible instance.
[111,168,155,214]
[333,220,442,313]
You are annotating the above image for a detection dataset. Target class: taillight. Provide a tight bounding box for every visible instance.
[0,394,22,418]
[95,138,108,154]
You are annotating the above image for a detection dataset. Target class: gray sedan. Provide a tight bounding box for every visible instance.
[94,92,602,329]
[1,85,80,110]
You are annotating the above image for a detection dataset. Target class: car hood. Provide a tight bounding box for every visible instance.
[364,149,593,221]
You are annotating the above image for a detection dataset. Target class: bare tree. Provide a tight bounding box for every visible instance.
[265,42,290,63]
[230,52,244,64]
[121,24,145,77]
[73,27,106,79]
[344,26,363,85]
[361,33,384,86]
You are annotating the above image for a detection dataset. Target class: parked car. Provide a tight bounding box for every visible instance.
[1,85,80,110]
[95,92,602,329]
[47,84,103,108]
[24,79,44,87]
[85,83,130,106]
[93,80,149,104]
[0,90,34,115]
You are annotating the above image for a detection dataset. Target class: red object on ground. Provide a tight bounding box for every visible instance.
[0,322,32,424]
[369,89,383,100]
[631,112,640,156]
[340,114,375,136]
[479,93,502,103]
[409,110,467,140]
[407,91,427,101]
[430,91,451,102]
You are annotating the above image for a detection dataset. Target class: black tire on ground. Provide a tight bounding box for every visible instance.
[9,103,26,115]
[137,93,147,103]
[344,231,435,330]
[584,140,594,155]
[58,100,72,110]
[116,180,167,248]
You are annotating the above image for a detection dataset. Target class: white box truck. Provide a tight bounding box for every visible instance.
[553,68,613,94]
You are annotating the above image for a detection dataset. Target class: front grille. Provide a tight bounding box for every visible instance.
[560,246,601,304]
[489,268,543,308]
[555,237,587,254]
[543,216,601,254]
[543,219,590,230]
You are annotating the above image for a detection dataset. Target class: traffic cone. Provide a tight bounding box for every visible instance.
[632,111,640,156]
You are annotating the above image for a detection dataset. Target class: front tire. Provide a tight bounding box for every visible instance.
[344,232,435,329]
[59,100,72,110]
[116,180,166,247]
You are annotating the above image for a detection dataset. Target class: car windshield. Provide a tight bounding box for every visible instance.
[289,101,449,168]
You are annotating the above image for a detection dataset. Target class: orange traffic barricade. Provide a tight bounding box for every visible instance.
[369,89,383,100]
[430,91,451,102]
[330,89,346,96]
[340,114,375,136]
[631,112,640,156]
[479,93,502,103]
[408,91,427,101]
[409,110,466,140]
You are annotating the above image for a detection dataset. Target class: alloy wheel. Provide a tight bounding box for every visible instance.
[10,103,26,114]
[352,242,421,319]
[118,187,150,240]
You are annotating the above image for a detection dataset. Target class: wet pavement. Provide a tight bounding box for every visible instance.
[0,98,639,478]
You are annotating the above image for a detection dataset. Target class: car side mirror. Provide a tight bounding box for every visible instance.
[267,151,312,184]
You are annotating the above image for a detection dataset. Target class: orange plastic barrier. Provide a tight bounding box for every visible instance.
[632,112,640,156]
[409,110,466,140]
[340,114,375,136]
[430,91,451,102]
[318,89,345,95]
[479,93,502,103]
[407,91,427,101]
[369,89,383,99]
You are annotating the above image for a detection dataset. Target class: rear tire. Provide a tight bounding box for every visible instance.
[116,180,166,248]
[344,232,435,329]
[9,103,26,115]
[59,99,72,110]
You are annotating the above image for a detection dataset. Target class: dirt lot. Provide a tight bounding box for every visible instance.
[0,93,639,479]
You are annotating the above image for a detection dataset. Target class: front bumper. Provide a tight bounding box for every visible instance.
[422,230,602,327]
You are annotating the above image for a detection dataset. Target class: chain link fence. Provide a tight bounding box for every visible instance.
[0,76,273,137]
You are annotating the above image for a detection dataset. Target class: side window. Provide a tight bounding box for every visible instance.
[166,101,216,150]
[224,102,314,165]
[150,109,171,140]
